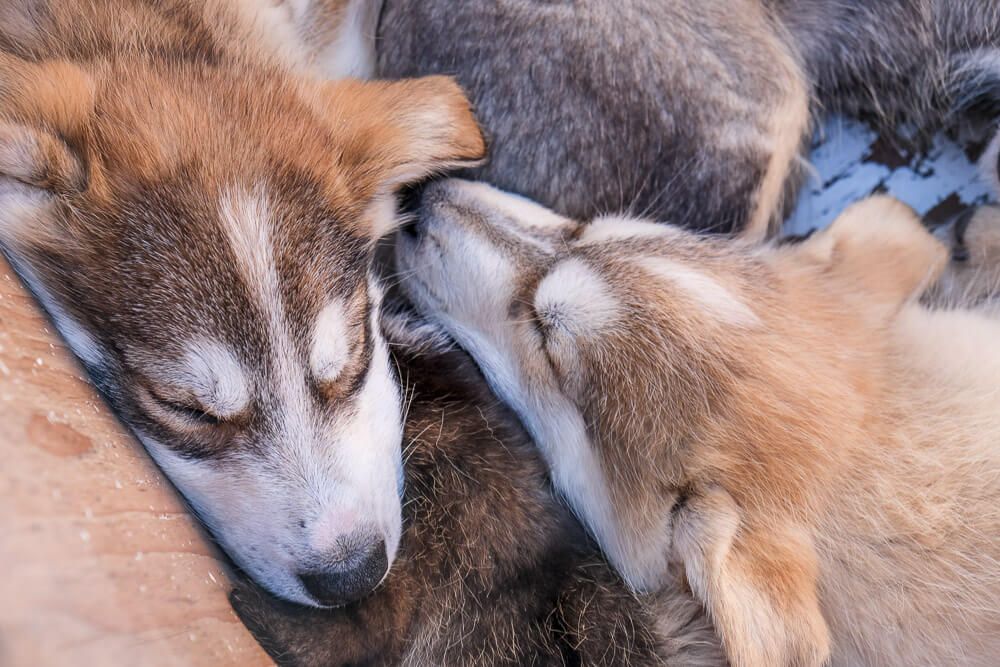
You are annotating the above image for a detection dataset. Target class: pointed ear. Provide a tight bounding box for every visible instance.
[309,75,486,240]
[799,196,948,309]
[323,75,486,189]
[0,57,93,249]
[0,122,88,250]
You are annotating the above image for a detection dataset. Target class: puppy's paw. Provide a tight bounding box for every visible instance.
[926,205,1000,313]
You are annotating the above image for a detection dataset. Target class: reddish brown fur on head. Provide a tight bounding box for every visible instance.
[0,2,485,608]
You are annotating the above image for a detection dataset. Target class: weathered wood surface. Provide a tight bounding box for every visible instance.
[0,258,271,667]
[786,115,990,235]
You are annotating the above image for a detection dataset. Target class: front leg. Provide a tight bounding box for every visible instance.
[673,487,830,667]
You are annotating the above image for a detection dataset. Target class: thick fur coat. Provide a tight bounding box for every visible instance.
[396,179,1000,666]
[0,0,485,607]
[230,304,725,667]
[380,0,1000,236]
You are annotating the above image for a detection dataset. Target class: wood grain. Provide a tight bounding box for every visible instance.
[0,257,271,667]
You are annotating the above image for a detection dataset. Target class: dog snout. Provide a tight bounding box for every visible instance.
[299,536,389,607]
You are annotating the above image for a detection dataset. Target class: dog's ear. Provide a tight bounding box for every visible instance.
[315,76,486,238]
[797,196,948,310]
[0,56,94,250]
[332,76,486,188]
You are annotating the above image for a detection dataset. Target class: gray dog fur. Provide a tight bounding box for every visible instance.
[379,1,1000,234]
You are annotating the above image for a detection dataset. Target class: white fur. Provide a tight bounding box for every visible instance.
[457,180,574,232]
[535,258,621,337]
[313,0,382,79]
[55,313,105,369]
[137,432,317,605]
[0,176,52,247]
[4,258,107,370]
[311,299,351,382]
[218,186,277,299]
[330,283,404,564]
[635,256,760,328]
[579,216,678,244]
[522,390,674,592]
[210,186,402,606]
[364,194,400,240]
[236,0,313,73]
[177,339,251,418]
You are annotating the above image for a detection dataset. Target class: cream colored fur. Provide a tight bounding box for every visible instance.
[398,181,1000,667]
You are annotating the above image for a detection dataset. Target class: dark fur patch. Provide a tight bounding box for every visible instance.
[230,306,724,666]
[379,0,1000,234]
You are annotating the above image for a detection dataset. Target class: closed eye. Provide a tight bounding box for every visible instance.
[148,390,222,426]
[517,295,565,375]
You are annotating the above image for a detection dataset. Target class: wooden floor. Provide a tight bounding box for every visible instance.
[0,256,270,666]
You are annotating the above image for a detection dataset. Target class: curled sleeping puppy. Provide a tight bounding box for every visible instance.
[0,0,485,608]
[380,0,1000,237]
[396,179,1000,666]
[229,302,724,667]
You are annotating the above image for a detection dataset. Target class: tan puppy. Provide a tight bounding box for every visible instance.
[397,180,1000,666]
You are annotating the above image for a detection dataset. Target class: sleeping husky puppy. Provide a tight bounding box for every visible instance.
[380,0,1000,237]
[397,179,1000,666]
[0,1,485,607]
[229,304,724,666]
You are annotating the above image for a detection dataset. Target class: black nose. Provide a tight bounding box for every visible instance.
[299,539,388,607]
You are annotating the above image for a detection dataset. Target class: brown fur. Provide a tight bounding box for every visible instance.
[229,306,725,667]
[0,1,483,456]
[0,0,486,607]
[398,181,1000,666]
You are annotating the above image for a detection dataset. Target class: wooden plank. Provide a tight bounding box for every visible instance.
[0,257,271,667]
[786,115,989,235]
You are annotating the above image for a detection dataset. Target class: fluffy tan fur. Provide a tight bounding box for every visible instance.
[399,182,1000,667]
[567,200,1000,665]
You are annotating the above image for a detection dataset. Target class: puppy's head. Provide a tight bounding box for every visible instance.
[397,177,757,414]
[0,57,484,606]
[397,179,765,588]
[398,182,948,589]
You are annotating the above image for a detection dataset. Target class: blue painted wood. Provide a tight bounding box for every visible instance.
[785,116,992,235]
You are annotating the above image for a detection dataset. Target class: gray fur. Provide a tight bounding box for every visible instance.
[378,0,1000,234]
